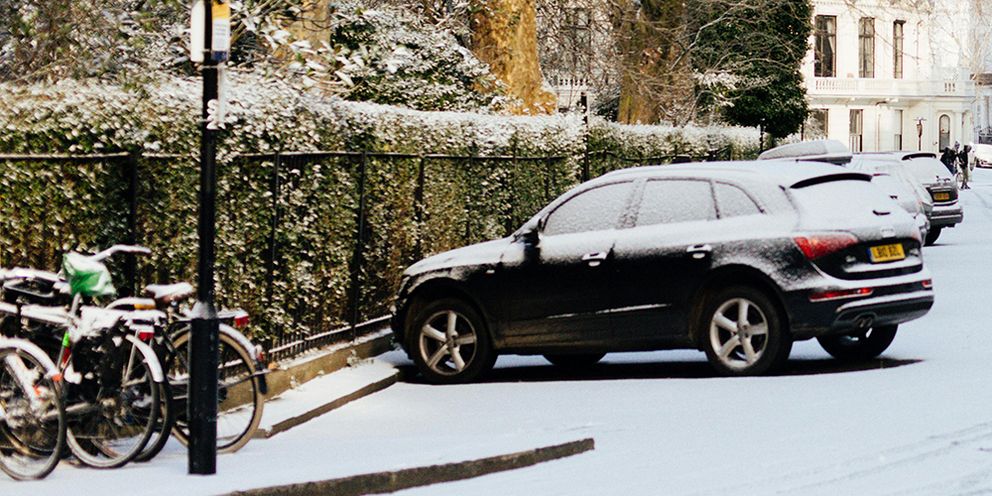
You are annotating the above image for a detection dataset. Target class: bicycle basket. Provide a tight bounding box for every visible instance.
[62,252,115,298]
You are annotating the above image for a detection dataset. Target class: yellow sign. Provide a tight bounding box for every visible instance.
[211,0,231,61]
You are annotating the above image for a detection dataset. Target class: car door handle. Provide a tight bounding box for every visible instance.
[582,252,608,267]
[686,244,712,260]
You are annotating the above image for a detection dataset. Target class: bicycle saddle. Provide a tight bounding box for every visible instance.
[143,282,194,303]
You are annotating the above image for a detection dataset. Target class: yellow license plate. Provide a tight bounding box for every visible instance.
[869,243,905,263]
[934,192,950,201]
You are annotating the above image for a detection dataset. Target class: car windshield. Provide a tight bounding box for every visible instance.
[904,158,952,182]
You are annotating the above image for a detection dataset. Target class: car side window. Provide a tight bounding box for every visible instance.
[636,179,716,227]
[543,182,633,236]
[714,183,762,218]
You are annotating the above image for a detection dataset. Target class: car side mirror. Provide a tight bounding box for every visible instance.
[520,226,541,246]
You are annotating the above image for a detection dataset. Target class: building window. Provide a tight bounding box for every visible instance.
[859,18,875,78]
[850,109,864,152]
[814,16,836,77]
[893,21,905,79]
[939,114,951,150]
[810,109,829,138]
[894,110,904,150]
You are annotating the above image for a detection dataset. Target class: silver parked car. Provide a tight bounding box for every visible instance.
[856,152,962,245]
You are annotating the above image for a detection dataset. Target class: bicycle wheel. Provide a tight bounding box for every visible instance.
[170,328,264,453]
[66,335,161,468]
[0,344,66,481]
[132,379,174,463]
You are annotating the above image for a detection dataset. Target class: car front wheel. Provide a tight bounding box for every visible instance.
[816,325,897,362]
[407,298,495,384]
[701,286,791,376]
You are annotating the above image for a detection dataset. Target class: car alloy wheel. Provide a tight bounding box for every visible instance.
[408,298,495,384]
[702,286,791,376]
[419,310,478,377]
[709,297,769,370]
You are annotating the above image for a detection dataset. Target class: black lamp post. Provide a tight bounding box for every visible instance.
[188,0,225,475]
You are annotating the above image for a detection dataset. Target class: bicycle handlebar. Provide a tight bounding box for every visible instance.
[91,244,152,262]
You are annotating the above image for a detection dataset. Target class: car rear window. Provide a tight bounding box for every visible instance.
[789,179,893,217]
[904,158,952,182]
[714,183,761,218]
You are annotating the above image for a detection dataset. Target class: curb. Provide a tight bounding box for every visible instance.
[264,330,395,401]
[256,368,401,439]
[226,438,595,496]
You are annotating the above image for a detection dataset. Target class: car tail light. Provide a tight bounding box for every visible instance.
[793,233,859,260]
[233,312,250,329]
[809,287,873,302]
[922,279,933,289]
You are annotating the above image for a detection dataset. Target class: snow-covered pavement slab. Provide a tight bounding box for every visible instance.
[256,357,400,438]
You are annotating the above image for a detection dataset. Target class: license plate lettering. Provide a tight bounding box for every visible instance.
[869,243,905,263]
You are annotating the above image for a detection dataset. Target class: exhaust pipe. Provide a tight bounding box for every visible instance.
[855,315,874,330]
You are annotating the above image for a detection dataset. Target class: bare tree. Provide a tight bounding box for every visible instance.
[535,0,812,126]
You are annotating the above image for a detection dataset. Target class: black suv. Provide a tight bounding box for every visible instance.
[391,162,935,383]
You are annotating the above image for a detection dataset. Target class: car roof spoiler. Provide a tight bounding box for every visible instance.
[758,139,853,165]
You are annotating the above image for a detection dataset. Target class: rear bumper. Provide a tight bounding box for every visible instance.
[786,272,934,340]
[929,203,963,228]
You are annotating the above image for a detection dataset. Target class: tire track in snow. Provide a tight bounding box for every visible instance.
[690,421,992,496]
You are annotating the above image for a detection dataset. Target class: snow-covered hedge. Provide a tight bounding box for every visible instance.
[0,75,760,343]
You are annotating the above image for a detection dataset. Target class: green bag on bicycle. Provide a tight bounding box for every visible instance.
[62,252,116,297]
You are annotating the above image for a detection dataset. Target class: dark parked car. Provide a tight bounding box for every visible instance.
[391,162,935,383]
[855,152,962,245]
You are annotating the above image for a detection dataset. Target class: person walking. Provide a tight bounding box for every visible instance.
[960,144,975,189]
[941,147,958,175]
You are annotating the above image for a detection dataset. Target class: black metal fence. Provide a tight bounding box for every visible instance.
[1,146,730,361]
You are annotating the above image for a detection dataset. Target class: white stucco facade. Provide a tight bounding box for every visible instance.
[803,0,986,152]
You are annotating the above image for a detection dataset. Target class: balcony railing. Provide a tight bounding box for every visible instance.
[810,78,975,98]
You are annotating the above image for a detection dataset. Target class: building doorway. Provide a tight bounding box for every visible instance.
[939,114,951,150]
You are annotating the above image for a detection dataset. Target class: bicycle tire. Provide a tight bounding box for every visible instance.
[66,335,161,469]
[170,328,264,453]
[132,379,174,463]
[0,343,66,481]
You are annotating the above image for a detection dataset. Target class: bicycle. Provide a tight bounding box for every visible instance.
[0,336,66,480]
[2,245,267,458]
[0,248,165,469]
[112,282,268,456]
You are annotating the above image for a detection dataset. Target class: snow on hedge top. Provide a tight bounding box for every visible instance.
[0,72,759,159]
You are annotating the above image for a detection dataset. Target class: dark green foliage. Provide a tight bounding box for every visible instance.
[693,0,812,138]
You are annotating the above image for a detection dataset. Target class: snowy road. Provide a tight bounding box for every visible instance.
[5,170,992,495]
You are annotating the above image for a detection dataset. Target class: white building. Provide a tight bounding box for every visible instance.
[803,0,986,152]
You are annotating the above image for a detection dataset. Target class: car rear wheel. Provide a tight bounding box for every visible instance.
[817,325,897,362]
[407,298,495,384]
[544,353,605,368]
[702,286,791,376]
[925,227,942,246]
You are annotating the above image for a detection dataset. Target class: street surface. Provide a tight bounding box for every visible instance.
[5,169,992,496]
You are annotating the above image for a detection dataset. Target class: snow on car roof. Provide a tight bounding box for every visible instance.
[757,139,853,165]
[598,160,872,189]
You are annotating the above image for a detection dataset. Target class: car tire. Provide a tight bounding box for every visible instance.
[544,353,606,368]
[816,325,897,362]
[406,298,495,384]
[701,286,792,376]
[925,227,942,246]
